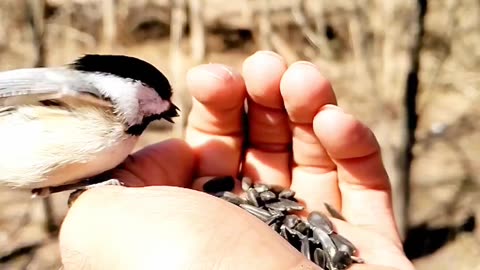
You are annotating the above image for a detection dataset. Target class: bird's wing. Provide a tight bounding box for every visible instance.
[0,67,111,108]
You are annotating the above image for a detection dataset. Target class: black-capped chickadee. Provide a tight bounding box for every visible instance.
[0,54,179,197]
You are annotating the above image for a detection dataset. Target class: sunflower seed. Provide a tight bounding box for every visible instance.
[324,202,346,221]
[279,189,296,199]
[267,184,287,194]
[253,183,270,193]
[265,211,285,225]
[351,256,365,264]
[216,191,246,205]
[270,221,281,232]
[259,191,276,202]
[331,233,356,255]
[210,176,364,270]
[308,211,334,235]
[300,235,312,260]
[246,188,261,207]
[283,214,300,229]
[312,227,337,259]
[280,225,302,249]
[313,248,328,269]
[294,220,310,235]
[239,204,272,222]
[267,199,304,212]
[331,250,353,270]
[241,177,253,191]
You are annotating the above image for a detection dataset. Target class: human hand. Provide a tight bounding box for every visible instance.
[58,51,415,270]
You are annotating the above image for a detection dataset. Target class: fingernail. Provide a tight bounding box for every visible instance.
[291,60,320,71]
[255,50,285,62]
[189,64,236,82]
[202,176,236,194]
[321,104,344,113]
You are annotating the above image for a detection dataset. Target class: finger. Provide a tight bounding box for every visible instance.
[185,64,246,178]
[313,105,401,243]
[60,186,319,270]
[279,62,340,212]
[241,51,291,187]
[111,138,195,187]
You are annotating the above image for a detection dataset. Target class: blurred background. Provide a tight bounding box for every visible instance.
[0,0,479,269]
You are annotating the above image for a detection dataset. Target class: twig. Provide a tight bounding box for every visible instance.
[170,0,187,136]
[47,23,96,48]
[26,0,46,67]
[188,0,205,64]
[102,0,116,49]
[403,0,427,239]
[270,32,298,64]
[290,0,333,58]
[417,0,458,116]
[0,242,43,263]
[348,3,376,97]
[257,0,272,50]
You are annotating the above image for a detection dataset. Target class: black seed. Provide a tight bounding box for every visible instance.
[308,236,320,246]
[300,235,312,260]
[265,216,280,226]
[294,220,310,235]
[266,201,287,211]
[253,183,270,193]
[280,225,302,250]
[330,233,356,256]
[313,248,328,269]
[215,191,246,205]
[268,208,284,216]
[203,176,235,193]
[331,250,353,270]
[312,227,337,259]
[265,210,284,225]
[279,189,296,199]
[283,214,300,229]
[259,191,276,202]
[268,184,286,194]
[209,176,364,269]
[246,188,261,207]
[241,176,253,191]
[351,256,365,264]
[308,211,334,235]
[324,202,346,221]
[239,204,272,222]
[270,221,281,232]
[266,199,304,212]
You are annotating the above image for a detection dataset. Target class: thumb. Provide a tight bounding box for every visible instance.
[59,186,320,270]
[110,138,195,187]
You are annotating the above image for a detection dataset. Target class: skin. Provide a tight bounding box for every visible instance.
[59,51,415,270]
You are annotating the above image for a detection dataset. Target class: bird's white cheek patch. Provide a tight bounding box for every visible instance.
[140,96,171,117]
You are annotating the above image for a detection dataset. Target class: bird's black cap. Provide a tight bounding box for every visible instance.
[70,54,173,101]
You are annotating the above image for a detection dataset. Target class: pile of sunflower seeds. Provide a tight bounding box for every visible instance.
[210,176,364,270]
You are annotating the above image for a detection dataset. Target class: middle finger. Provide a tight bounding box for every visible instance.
[279,61,340,213]
[241,51,291,188]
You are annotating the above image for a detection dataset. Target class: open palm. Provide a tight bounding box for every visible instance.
[59,51,414,270]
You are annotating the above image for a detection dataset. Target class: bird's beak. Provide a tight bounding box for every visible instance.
[162,103,180,123]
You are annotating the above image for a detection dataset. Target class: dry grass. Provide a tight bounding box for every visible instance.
[0,0,479,269]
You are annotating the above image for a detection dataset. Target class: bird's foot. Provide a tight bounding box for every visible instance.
[31,178,124,207]
[67,179,123,207]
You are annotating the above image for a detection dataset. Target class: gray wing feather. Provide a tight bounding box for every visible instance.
[0,67,107,106]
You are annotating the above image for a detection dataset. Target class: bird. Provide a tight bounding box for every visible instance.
[0,54,179,198]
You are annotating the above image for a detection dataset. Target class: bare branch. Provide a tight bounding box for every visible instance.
[189,0,206,64]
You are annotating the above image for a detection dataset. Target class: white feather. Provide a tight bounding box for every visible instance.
[82,73,172,126]
[0,103,137,189]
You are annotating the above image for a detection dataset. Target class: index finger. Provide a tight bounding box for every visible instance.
[184,64,247,178]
